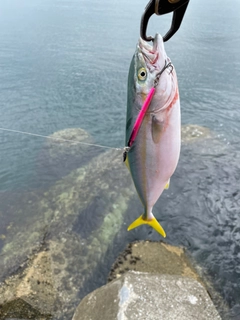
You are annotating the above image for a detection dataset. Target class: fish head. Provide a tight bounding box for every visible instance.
[130,33,176,112]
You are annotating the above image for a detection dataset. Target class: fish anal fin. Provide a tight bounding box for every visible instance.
[124,153,130,171]
[151,114,164,144]
[127,214,166,238]
[164,178,170,189]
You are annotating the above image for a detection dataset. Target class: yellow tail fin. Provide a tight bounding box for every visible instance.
[127,215,166,238]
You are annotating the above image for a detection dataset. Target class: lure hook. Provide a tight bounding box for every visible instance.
[140,0,190,42]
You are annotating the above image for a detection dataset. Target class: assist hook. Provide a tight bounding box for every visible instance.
[140,0,190,42]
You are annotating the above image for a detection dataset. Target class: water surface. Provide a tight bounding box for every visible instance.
[0,0,240,319]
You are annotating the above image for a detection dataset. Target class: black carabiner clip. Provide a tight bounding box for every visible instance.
[140,0,190,42]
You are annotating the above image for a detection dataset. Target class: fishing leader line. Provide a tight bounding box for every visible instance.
[0,127,122,151]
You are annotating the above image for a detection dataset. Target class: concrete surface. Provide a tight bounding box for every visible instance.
[72,271,221,320]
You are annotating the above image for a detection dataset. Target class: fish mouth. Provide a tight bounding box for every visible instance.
[138,34,163,67]
[136,34,177,113]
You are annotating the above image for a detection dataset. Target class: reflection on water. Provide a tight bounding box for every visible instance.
[0,0,240,319]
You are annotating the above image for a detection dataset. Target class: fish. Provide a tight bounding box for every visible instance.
[124,33,181,237]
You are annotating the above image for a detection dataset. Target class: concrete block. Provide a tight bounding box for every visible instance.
[72,271,221,320]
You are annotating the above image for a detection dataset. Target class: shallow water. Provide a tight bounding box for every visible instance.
[0,0,240,319]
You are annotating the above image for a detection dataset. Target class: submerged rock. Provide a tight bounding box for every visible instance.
[0,251,56,319]
[43,128,95,164]
[0,148,135,319]
[0,124,235,319]
[181,124,214,143]
[36,128,102,184]
[181,124,227,155]
[72,271,221,320]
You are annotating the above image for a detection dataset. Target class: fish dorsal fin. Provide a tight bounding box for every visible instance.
[151,114,164,144]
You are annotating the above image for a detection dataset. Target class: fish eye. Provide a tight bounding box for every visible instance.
[138,68,147,81]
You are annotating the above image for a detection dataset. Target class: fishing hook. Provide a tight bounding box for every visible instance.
[154,60,173,88]
[140,0,190,42]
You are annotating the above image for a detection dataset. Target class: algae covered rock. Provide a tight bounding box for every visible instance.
[181,124,213,143]
[108,240,202,283]
[36,128,101,182]
[0,148,135,319]
[43,128,94,161]
[181,124,227,155]
[0,251,56,319]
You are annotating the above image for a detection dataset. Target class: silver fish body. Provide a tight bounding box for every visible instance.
[125,34,181,237]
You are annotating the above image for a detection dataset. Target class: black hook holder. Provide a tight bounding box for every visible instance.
[140,0,190,42]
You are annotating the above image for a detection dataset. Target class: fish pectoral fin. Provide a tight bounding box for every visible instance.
[164,179,170,189]
[127,215,166,238]
[151,114,164,144]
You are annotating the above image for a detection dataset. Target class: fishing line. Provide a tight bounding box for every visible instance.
[0,63,173,153]
[0,127,122,151]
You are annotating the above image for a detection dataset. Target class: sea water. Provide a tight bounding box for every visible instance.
[0,0,240,318]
